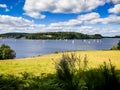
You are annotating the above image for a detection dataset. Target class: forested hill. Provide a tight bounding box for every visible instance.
[0,32,103,39]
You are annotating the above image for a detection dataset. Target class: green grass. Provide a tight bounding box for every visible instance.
[0,50,120,75]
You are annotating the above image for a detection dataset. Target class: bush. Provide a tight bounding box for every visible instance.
[0,44,16,60]
[110,40,120,50]
[54,51,59,54]
[0,73,60,90]
[110,45,117,50]
[85,60,120,90]
[55,53,88,90]
[55,53,120,90]
[117,40,120,50]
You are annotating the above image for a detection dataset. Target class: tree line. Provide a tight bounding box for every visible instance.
[0,32,103,39]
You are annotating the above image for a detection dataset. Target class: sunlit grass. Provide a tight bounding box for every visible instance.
[0,50,120,76]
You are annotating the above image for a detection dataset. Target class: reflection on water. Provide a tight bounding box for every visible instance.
[0,38,119,58]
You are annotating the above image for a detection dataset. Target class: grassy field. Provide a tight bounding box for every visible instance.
[0,50,120,75]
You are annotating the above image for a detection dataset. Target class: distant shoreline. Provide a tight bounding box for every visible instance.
[0,32,103,39]
[0,32,120,40]
[14,49,113,59]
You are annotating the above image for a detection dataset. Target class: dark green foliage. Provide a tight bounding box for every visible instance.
[0,54,120,90]
[100,61,120,90]
[84,69,103,90]
[0,33,27,39]
[0,74,24,90]
[55,53,88,90]
[110,40,120,50]
[110,45,117,50]
[94,34,103,38]
[25,32,103,39]
[0,32,103,39]
[114,36,120,38]
[0,44,16,60]
[54,51,59,54]
[85,60,120,90]
[0,73,61,90]
[117,40,120,50]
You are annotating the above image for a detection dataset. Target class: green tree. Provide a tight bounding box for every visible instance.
[110,45,117,50]
[117,40,120,50]
[0,44,16,60]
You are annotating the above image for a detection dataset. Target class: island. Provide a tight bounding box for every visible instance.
[0,32,103,39]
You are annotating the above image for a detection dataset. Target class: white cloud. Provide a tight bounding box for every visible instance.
[78,12,100,21]
[79,13,120,24]
[0,4,7,8]
[107,0,120,4]
[23,0,105,19]
[0,15,45,33]
[23,0,120,19]
[0,13,120,36]
[43,12,120,36]
[99,15,120,24]
[5,8,9,12]
[0,4,10,12]
[49,13,100,27]
[109,4,120,14]
[49,12,120,26]
[43,25,120,36]
[86,14,120,24]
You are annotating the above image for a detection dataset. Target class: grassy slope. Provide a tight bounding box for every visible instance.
[0,50,120,75]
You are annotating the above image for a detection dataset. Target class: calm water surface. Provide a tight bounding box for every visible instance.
[0,38,119,58]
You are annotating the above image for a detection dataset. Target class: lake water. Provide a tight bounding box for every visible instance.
[0,38,119,58]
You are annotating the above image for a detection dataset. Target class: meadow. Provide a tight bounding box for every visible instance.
[0,50,120,76]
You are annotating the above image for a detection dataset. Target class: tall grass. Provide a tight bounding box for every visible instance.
[0,53,120,90]
[55,53,88,90]
[0,73,60,90]
[84,60,120,90]
[55,53,120,90]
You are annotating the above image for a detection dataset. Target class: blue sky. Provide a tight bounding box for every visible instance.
[0,0,120,36]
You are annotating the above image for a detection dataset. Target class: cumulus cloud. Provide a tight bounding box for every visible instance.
[0,4,9,12]
[0,15,45,33]
[43,25,120,36]
[44,12,120,36]
[107,0,120,4]
[97,15,120,24]
[79,13,120,24]
[48,12,120,27]
[23,0,120,19]
[109,4,120,14]
[0,13,120,36]
[23,0,105,19]
[0,4,7,8]
[85,14,120,24]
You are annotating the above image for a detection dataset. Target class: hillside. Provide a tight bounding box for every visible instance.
[0,32,103,39]
[0,50,120,75]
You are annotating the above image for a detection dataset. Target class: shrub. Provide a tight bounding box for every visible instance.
[99,61,120,90]
[55,53,88,90]
[110,40,120,50]
[0,73,61,90]
[0,44,16,60]
[54,51,59,54]
[110,45,117,50]
[117,40,120,50]
[85,60,120,90]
